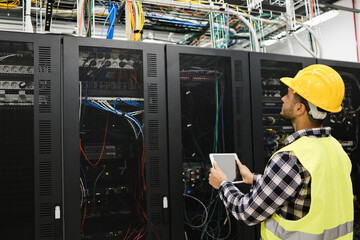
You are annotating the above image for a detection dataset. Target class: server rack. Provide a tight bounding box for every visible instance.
[249,52,316,174]
[62,36,169,239]
[0,31,62,239]
[166,45,254,240]
[317,58,360,239]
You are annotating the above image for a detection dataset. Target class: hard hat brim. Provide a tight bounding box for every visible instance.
[280,77,293,89]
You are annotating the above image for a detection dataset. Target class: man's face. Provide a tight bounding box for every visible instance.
[280,88,296,121]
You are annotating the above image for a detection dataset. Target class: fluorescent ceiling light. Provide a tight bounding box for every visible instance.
[262,39,278,46]
[262,9,339,47]
[304,10,339,27]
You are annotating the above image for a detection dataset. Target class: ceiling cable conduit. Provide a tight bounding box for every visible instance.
[228,8,260,51]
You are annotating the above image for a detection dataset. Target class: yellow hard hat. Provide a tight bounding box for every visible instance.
[280,64,345,113]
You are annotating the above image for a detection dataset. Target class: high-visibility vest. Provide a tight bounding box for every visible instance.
[261,136,353,240]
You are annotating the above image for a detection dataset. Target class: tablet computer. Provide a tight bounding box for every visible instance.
[209,153,243,184]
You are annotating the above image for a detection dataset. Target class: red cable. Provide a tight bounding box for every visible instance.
[81,200,87,236]
[123,225,131,240]
[310,0,316,53]
[353,0,360,62]
[80,112,110,167]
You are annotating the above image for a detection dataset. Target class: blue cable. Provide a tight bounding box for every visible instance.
[115,98,144,108]
[101,6,113,37]
[145,13,206,28]
[83,98,144,140]
[113,98,141,137]
[124,100,143,108]
[107,3,118,39]
[79,82,88,128]
[124,112,144,139]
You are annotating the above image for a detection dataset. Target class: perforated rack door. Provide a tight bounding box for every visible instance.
[0,32,62,240]
[33,34,62,240]
[62,37,170,240]
[166,45,255,240]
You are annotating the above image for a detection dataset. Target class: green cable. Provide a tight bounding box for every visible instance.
[218,78,225,152]
[89,0,92,37]
[214,73,219,152]
[202,197,220,239]
[309,32,314,52]
[212,13,217,48]
[216,14,221,47]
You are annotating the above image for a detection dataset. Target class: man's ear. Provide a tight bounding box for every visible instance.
[295,102,307,116]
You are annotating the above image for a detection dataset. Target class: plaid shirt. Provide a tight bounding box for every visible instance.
[218,127,332,226]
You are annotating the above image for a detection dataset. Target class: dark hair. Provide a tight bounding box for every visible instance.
[293,93,327,127]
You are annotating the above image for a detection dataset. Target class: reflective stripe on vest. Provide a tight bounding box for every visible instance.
[265,218,353,240]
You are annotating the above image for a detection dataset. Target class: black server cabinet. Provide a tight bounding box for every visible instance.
[316,58,360,239]
[166,45,254,240]
[62,36,169,240]
[249,52,316,174]
[0,32,62,239]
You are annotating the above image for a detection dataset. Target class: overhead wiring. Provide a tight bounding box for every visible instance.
[126,0,145,41]
[292,31,316,58]
[0,0,20,9]
[228,8,260,51]
[106,2,118,39]
[100,2,115,37]
[297,22,322,58]
[353,0,359,62]
[78,0,93,36]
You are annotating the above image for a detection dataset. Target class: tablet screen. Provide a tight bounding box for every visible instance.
[209,153,239,182]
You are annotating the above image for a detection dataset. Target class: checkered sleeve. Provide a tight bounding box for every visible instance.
[218,152,303,226]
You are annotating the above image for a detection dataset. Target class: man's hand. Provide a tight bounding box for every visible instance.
[236,159,253,185]
[209,161,227,189]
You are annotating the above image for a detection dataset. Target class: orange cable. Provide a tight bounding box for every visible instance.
[142,146,146,192]
[81,200,87,236]
[310,0,315,52]
[80,112,109,167]
[123,224,131,240]
[125,226,138,240]
[170,6,205,16]
[78,0,87,33]
[131,2,137,40]
[127,1,135,40]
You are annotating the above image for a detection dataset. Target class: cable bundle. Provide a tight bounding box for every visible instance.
[101,2,119,39]
[78,0,93,37]
[0,0,19,9]
[125,0,145,41]
[209,11,230,49]
[82,98,144,140]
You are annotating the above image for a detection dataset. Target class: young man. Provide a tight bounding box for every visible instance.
[209,64,354,239]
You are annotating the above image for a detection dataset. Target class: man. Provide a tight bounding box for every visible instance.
[209,64,354,239]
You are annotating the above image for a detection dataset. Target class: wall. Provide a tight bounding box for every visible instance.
[266,0,360,63]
